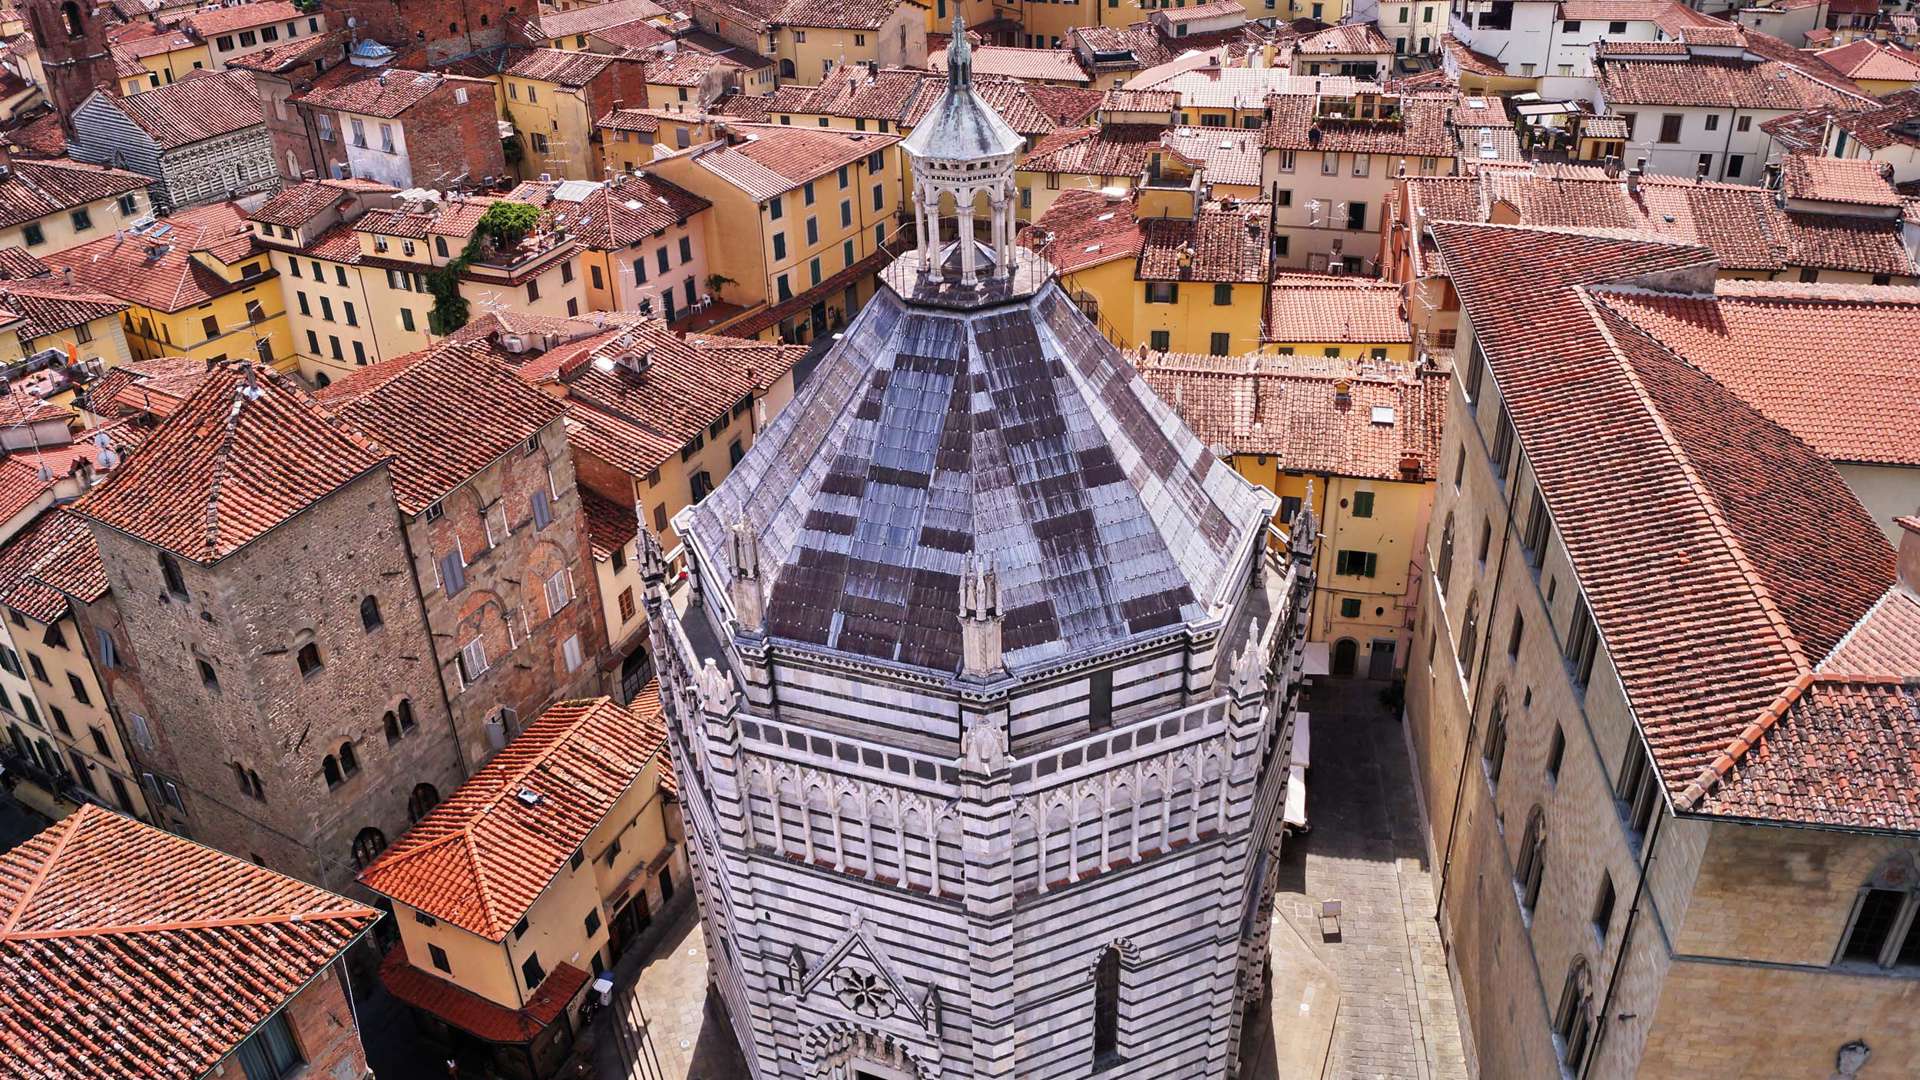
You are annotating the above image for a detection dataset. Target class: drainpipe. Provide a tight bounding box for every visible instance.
[1432,410,1523,922]
[1580,803,1664,1079]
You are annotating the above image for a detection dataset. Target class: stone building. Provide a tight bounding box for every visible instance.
[69,69,278,213]
[647,36,1316,1080]
[74,362,468,894]
[15,0,117,134]
[1408,221,1920,1078]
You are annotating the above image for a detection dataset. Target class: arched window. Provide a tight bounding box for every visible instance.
[1436,511,1455,595]
[360,595,383,631]
[1093,945,1122,1066]
[1481,690,1508,790]
[338,741,358,776]
[351,826,387,869]
[779,58,796,78]
[61,1,84,38]
[1553,957,1594,1072]
[398,699,415,732]
[233,762,250,794]
[297,642,323,677]
[383,711,401,745]
[1516,805,1547,913]
[1838,854,1920,969]
[1458,591,1480,680]
[247,769,262,800]
[322,755,342,789]
[409,782,440,822]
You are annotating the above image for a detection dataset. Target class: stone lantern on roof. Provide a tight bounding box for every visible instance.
[900,15,1025,286]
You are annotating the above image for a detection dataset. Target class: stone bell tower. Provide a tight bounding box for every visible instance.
[21,0,115,134]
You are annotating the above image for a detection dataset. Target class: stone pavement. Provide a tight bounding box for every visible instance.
[592,906,752,1080]
[1271,677,1470,1080]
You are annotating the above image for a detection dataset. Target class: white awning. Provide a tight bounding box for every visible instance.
[1284,764,1308,828]
[1302,641,1331,677]
[1291,711,1310,769]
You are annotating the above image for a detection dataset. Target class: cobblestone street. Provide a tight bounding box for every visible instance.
[594,907,751,1080]
[1273,677,1471,1080]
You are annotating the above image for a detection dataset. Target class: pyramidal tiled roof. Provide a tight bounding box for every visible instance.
[358,693,670,940]
[0,805,377,1080]
[686,271,1274,675]
[77,363,390,563]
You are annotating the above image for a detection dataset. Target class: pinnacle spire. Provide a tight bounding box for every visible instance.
[947,14,971,89]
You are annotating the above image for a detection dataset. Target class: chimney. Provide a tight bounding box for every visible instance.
[958,552,1003,678]
[1626,161,1643,197]
[1899,515,1920,595]
[61,267,72,286]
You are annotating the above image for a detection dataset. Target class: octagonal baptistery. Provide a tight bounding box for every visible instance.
[642,36,1316,1080]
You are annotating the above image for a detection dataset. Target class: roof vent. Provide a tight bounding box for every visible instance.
[516,788,542,806]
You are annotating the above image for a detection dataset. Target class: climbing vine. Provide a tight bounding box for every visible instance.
[427,202,546,334]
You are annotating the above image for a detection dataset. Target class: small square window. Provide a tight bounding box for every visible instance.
[429,943,452,972]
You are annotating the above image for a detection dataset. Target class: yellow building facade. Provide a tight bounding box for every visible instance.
[0,160,152,255]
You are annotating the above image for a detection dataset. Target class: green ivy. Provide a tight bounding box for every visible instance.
[426,203,548,334]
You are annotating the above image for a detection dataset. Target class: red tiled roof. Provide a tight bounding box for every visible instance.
[1596,51,1868,110]
[1825,586,1920,674]
[1262,91,1457,156]
[0,279,127,341]
[87,356,217,421]
[1264,275,1410,343]
[0,507,101,623]
[1020,188,1145,274]
[1294,23,1391,54]
[1017,123,1161,178]
[509,175,711,251]
[1440,34,1506,78]
[0,158,149,230]
[78,363,390,563]
[1072,25,1173,71]
[0,386,72,429]
[775,0,905,29]
[591,17,673,50]
[930,46,1089,83]
[0,804,377,1080]
[0,248,46,281]
[113,69,264,149]
[381,943,590,1044]
[1432,221,1897,819]
[505,46,636,87]
[44,202,265,313]
[533,0,668,38]
[1817,39,1920,83]
[1163,125,1264,185]
[1782,153,1901,207]
[359,694,669,939]
[1138,201,1273,283]
[688,125,899,200]
[0,455,54,528]
[642,47,745,86]
[183,0,300,35]
[1589,281,1920,467]
[1156,0,1245,20]
[251,178,398,227]
[1025,84,1106,126]
[2,112,67,158]
[1823,88,1920,150]
[223,29,349,73]
[296,64,482,118]
[582,486,639,560]
[317,341,567,515]
[1141,352,1447,480]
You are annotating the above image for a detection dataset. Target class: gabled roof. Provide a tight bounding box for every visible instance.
[0,278,127,341]
[109,69,264,149]
[1016,123,1163,178]
[1262,90,1457,156]
[1589,280,1920,467]
[1140,352,1447,480]
[504,47,637,87]
[1782,153,1901,207]
[1596,47,1869,110]
[0,248,48,281]
[0,805,377,1080]
[77,363,390,563]
[183,0,301,35]
[1264,274,1411,343]
[1817,39,1920,83]
[1294,22,1392,55]
[295,64,481,118]
[1431,221,1897,822]
[687,125,900,201]
[0,508,105,624]
[929,45,1089,84]
[359,694,669,939]
[0,158,150,230]
[44,202,266,313]
[317,343,565,515]
[1019,189,1145,274]
[776,0,914,30]
[1139,201,1274,283]
[531,0,668,38]
[250,178,398,228]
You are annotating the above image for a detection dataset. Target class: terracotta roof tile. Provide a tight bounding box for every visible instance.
[1596,50,1869,110]
[250,178,398,228]
[930,46,1089,83]
[505,46,637,87]
[1163,125,1265,185]
[113,69,264,149]
[77,363,389,562]
[1433,221,1897,819]
[1139,200,1273,283]
[532,0,668,39]
[1157,0,1245,20]
[1782,153,1901,207]
[1025,84,1106,125]
[0,279,127,341]
[1264,275,1410,342]
[295,65,482,118]
[223,29,348,73]
[1816,39,1920,83]
[45,203,265,313]
[0,804,377,1080]
[380,943,589,1043]
[183,0,300,35]
[1823,88,1920,150]
[1017,124,1160,178]
[689,125,899,200]
[1262,90,1457,156]
[0,248,47,281]
[581,486,639,560]
[1072,25,1172,71]
[1295,23,1391,54]
[775,0,904,29]
[591,17,673,50]
[509,175,710,251]
[0,508,97,622]
[317,341,566,514]
[1825,585,1920,674]
[1140,352,1446,479]
[642,47,745,86]
[358,694,669,938]
[0,158,149,231]
[1020,188,1144,273]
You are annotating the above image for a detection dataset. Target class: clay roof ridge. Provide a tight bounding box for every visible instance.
[1579,286,1815,677]
[1817,587,1911,671]
[1676,669,1815,809]
[0,808,81,934]
[460,828,505,935]
[4,907,376,941]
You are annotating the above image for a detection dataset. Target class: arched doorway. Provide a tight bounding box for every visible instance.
[1332,638,1359,677]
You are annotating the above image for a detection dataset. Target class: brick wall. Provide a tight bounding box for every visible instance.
[252,71,323,181]
[582,57,654,124]
[286,960,373,1078]
[326,0,525,64]
[85,467,468,895]
[400,79,508,189]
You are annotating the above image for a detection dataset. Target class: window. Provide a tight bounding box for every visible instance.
[197,659,219,691]
[383,710,403,744]
[1553,958,1594,1072]
[21,223,43,247]
[1563,18,1581,29]
[1211,282,1234,306]
[351,827,386,869]
[563,634,584,671]
[1516,805,1547,912]
[1463,342,1486,406]
[1352,491,1374,518]
[1725,154,1743,178]
[1435,512,1455,595]
[439,543,466,595]
[1736,115,1752,133]
[459,637,489,683]
[1092,944,1122,1066]
[1477,518,1492,564]
[1838,858,1920,968]
[1658,114,1682,143]
[1696,152,1713,176]
[769,196,783,220]
[679,236,693,263]
[585,908,602,936]
[522,952,546,990]
[1340,597,1362,618]
[297,643,323,677]
[233,1012,302,1080]
[1334,550,1378,577]
[527,278,540,302]
[70,207,93,232]
[1209,332,1230,356]
[1546,724,1565,783]
[1146,282,1177,304]
[531,489,553,530]
[1704,114,1720,132]
[772,233,787,260]
[323,755,342,788]
[1459,593,1480,675]
[95,628,118,669]
[1506,611,1524,658]
[26,654,45,684]
[338,740,358,776]
[1482,692,1507,788]
[1592,873,1616,943]
[159,553,189,598]
[1565,595,1600,688]
[1616,743,1659,851]
[1490,406,1516,481]
[1521,488,1550,566]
